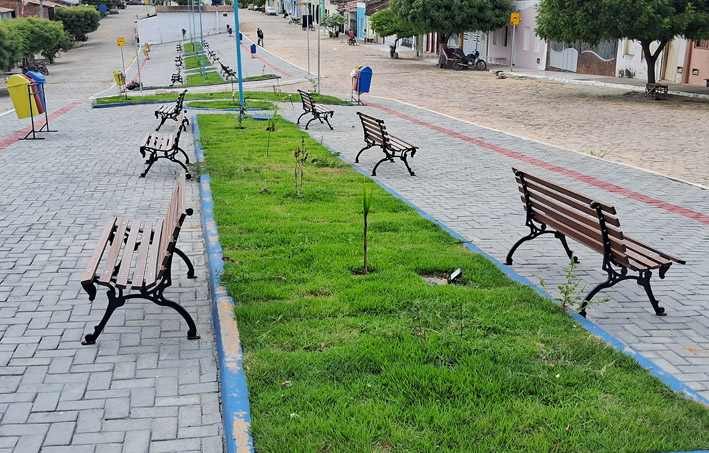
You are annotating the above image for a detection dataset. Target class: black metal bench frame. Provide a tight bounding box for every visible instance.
[154,90,187,131]
[296,89,334,130]
[506,167,685,317]
[141,111,191,178]
[80,172,199,345]
[355,112,418,176]
[645,83,668,100]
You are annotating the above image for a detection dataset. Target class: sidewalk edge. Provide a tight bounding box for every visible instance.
[195,116,255,453]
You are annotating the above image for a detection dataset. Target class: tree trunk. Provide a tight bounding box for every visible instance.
[640,39,668,84]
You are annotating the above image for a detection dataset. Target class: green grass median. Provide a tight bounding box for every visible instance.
[198,113,709,452]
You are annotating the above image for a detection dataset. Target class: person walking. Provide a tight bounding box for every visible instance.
[182,28,186,40]
[227,25,233,36]
[257,28,264,46]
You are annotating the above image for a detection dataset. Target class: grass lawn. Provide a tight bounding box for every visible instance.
[185,99,273,110]
[186,69,223,86]
[94,91,349,106]
[198,113,709,452]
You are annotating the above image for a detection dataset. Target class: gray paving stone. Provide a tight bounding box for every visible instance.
[44,422,76,446]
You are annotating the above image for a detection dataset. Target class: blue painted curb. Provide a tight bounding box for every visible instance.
[309,135,709,411]
[194,117,254,453]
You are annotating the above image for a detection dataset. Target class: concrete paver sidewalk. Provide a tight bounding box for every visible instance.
[0,103,223,452]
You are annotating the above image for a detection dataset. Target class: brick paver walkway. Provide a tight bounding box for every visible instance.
[2,10,708,452]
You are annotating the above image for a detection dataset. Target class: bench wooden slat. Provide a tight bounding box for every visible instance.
[624,235,685,265]
[116,220,142,289]
[513,168,617,214]
[144,221,163,288]
[81,217,117,285]
[98,218,129,284]
[520,190,624,240]
[131,221,153,289]
[517,174,619,223]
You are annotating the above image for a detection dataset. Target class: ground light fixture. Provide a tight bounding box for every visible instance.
[448,267,462,284]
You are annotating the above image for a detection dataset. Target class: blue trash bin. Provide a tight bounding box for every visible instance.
[25,71,46,111]
[250,43,256,55]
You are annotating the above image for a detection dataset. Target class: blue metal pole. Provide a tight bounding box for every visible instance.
[190,0,197,54]
[233,2,244,107]
[198,0,205,79]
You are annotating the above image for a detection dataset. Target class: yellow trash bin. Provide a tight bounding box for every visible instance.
[7,74,40,119]
[113,71,125,86]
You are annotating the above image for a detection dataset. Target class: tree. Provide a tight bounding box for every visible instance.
[8,17,66,62]
[391,0,512,38]
[54,6,100,39]
[536,0,709,84]
[369,9,416,56]
[322,13,345,38]
[0,20,21,72]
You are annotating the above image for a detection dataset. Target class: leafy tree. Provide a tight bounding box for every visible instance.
[322,13,345,37]
[8,17,66,61]
[536,0,709,84]
[369,9,416,55]
[0,20,21,72]
[54,6,100,39]
[391,0,512,37]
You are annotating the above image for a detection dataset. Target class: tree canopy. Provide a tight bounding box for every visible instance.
[54,6,100,38]
[537,0,709,83]
[390,0,513,37]
[0,21,21,72]
[369,8,417,53]
[8,17,67,61]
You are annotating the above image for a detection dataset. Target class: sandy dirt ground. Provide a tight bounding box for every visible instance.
[238,10,709,188]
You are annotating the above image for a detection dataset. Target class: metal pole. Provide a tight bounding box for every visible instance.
[509,25,516,72]
[199,0,205,79]
[120,46,127,99]
[233,2,245,108]
[135,42,143,93]
[317,0,321,92]
[190,0,197,54]
[307,5,310,75]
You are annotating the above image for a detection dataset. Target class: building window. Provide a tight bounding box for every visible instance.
[624,39,635,56]
[522,27,530,51]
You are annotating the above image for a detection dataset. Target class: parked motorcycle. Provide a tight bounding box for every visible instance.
[454,50,487,71]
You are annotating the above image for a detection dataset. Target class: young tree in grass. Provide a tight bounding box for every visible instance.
[391,0,512,49]
[0,21,21,72]
[362,183,373,274]
[369,9,417,57]
[537,0,709,84]
[54,6,100,41]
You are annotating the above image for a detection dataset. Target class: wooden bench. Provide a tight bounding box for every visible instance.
[176,43,182,52]
[355,112,418,176]
[219,62,236,81]
[80,172,200,345]
[506,167,685,316]
[170,71,184,86]
[141,110,191,178]
[175,55,183,66]
[645,83,668,100]
[296,89,334,130]
[154,89,187,131]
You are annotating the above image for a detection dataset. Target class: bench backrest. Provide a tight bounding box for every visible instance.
[512,167,631,267]
[357,112,389,147]
[172,90,187,112]
[297,89,315,112]
[156,171,192,282]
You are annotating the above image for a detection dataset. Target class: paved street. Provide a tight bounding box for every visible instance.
[0,6,708,453]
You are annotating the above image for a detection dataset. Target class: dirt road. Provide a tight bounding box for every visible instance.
[238,10,709,188]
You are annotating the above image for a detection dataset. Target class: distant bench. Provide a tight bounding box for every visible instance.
[155,89,187,131]
[80,172,200,345]
[355,112,418,176]
[296,89,334,130]
[140,110,191,178]
[506,167,685,316]
[645,83,668,100]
